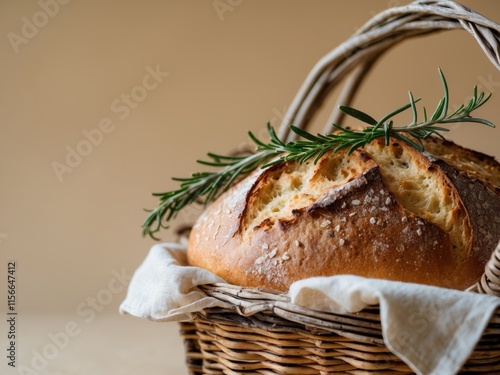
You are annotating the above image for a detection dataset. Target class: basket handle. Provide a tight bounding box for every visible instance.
[278,0,500,142]
[277,0,500,296]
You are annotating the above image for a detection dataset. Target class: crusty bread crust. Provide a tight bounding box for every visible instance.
[187,138,500,292]
[422,137,500,194]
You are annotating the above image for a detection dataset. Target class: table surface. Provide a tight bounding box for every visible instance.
[1,312,187,375]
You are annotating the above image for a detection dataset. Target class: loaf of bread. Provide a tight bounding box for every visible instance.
[187,137,500,292]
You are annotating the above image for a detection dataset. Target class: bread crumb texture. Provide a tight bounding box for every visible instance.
[187,137,500,292]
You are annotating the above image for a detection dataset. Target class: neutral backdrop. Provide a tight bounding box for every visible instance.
[0,0,499,373]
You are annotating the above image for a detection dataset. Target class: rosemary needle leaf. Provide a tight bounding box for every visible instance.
[475,92,491,110]
[409,91,418,125]
[290,125,323,142]
[444,117,495,127]
[392,132,424,151]
[339,105,377,125]
[248,131,267,148]
[142,70,495,240]
[431,97,445,121]
[197,160,228,167]
[348,140,368,155]
[314,147,330,163]
[438,68,449,115]
[206,153,246,161]
[267,122,285,146]
[448,104,465,118]
[384,121,393,146]
[375,100,414,130]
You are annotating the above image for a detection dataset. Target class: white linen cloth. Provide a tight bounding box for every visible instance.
[119,243,228,321]
[120,243,500,375]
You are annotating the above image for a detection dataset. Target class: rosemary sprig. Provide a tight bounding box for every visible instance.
[143,69,494,239]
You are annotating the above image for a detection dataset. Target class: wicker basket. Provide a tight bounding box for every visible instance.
[179,1,500,373]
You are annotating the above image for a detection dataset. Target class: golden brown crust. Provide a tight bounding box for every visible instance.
[422,136,500,195]
[427,154,500,287]
[187,138,500,292]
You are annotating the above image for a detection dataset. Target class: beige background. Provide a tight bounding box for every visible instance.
[0,0,499,373]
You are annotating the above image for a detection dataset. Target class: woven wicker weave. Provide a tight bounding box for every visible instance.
[179,1,500,373]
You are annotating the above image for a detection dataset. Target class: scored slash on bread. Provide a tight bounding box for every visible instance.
[187,137,500,292]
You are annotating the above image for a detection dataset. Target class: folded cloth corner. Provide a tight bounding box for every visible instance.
[119,243,228,322]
